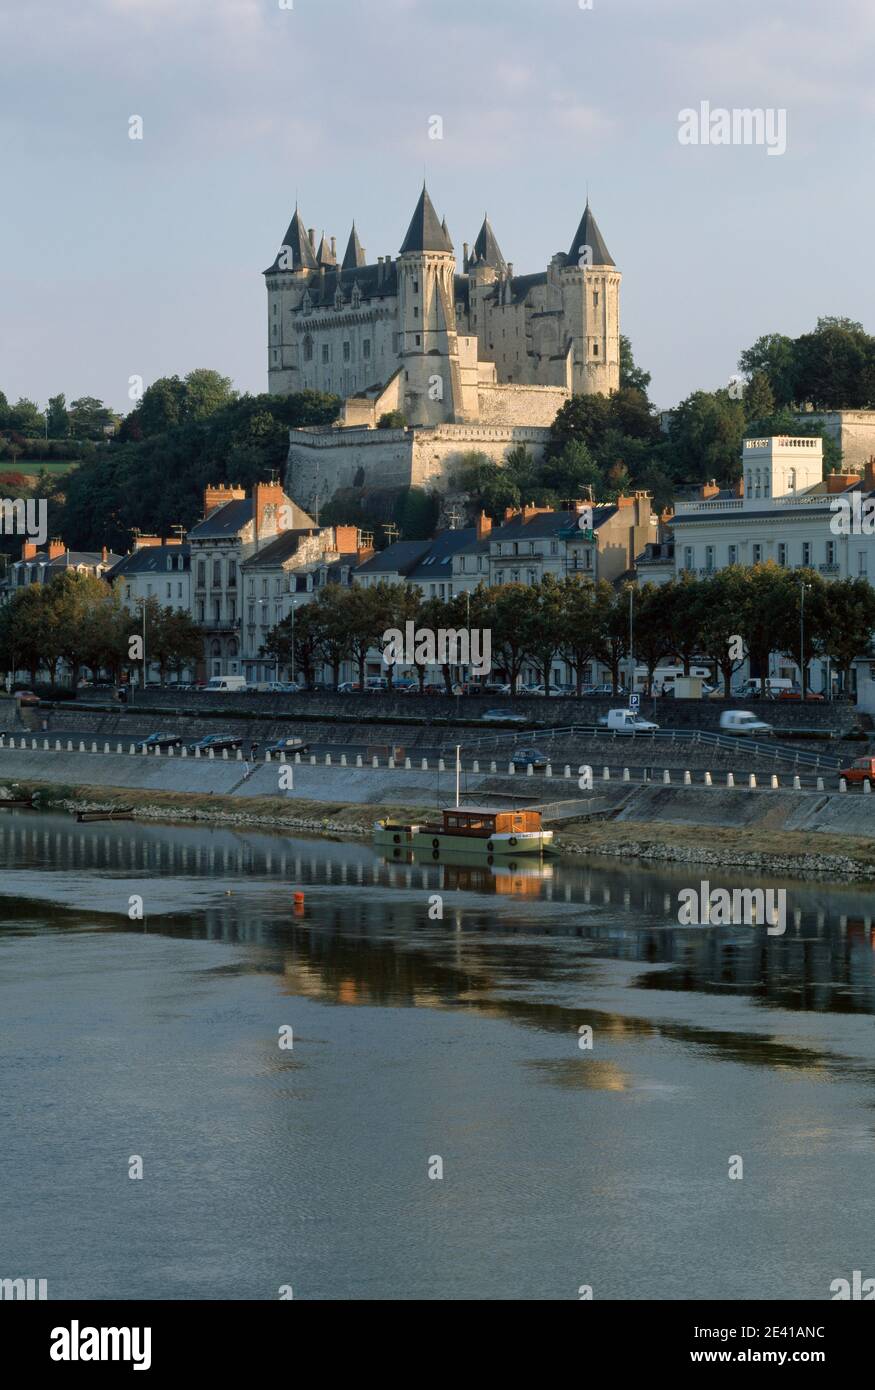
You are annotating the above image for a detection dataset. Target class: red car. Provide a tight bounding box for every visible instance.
[839,757,875,787]
[777,689,825,701]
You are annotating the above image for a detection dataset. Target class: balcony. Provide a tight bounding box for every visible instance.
[198,618,240,633]
[819,563,841,574]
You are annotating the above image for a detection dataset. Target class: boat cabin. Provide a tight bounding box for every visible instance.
[437,807,542,836]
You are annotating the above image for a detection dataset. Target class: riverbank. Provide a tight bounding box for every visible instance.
[4,778,875,882]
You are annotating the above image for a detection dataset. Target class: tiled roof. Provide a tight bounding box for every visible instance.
[355,539,431,575]
[565,201,614,266]
[241,529,319,569]
[188,499,253,539]
[405,528,477,581]
[399,185,453,255]
[106,545,190,578]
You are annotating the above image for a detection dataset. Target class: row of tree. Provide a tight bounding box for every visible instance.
[0,574,202,688]
[262,564,875,697]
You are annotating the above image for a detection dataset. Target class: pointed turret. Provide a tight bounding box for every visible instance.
[265,204,318,273]
[342,222,366,270]
[567,200,614,266]
[469,214,506,273]
[399,184,453,254]
[316,231,337,267]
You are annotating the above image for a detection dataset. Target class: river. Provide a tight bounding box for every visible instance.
[1,810,874,1301]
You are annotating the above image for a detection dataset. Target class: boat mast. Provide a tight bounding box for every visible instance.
[455,745,461,808]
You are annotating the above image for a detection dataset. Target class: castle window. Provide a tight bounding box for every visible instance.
[322,344,330,364]
[343,341,351,362]
[273,304,277,316]
[593,291,599,307]
[413,280,419,293]
[752,544,762,564]
[413,307,419,319]
[363,339,371,359]
[778,543,787,566]
[272,350,278,363]
[303,336,313,362]
[593,343,599,356]
[415,335,421,346]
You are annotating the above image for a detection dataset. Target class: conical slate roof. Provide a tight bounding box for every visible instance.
[266,205,318,273]
[342,222,366,270]
[400,185,453,254]
[316,231,336,266]
[470,214,506,271]
[567,201,614,266]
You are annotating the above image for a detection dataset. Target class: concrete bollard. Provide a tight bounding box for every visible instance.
[356,755,363,768]
[44,739,50,750]
[727,772,734,787]
[603,766,610,781]
[31,738,37,750]
[793,775,801,789]
[865,780,872,795]
[296,753,303,764]
[236,749,243,760]
[748,774,756,789]
[342,754,348,766]
[545,764,552,778]
[116,743,122,754]
[325,754,332,766]
[168,747,174,757]
[67,741,73,751]
[623,768,630,782]
[56,741,62,751]
[490,760,497,774]
[508,762,516,775]
[564,764,571,778]
[103,742,110,754]
[155,747,161,756]
[129,744,135,755]
[279,753,286,763]
[527,763,534,776]
[372,756,379,768]
[195,747,201,758]
[79,741,85,752]
[663,770,671,784]
[388,757,395,768]
[839,778,847,793]
[438,759,445,772]
[208,749,214,760]
[683,770,691,785]
[91,742,97,753]
[770,774,779,789]
[222,749,228,760]
[405,757,411,769]
[704,771,712,786]
[816,776,823,790]
[421,758,428,770]
[181,747,188,758]
[142,745,148,756]
[311,755,317,766]
[472,759,479,773]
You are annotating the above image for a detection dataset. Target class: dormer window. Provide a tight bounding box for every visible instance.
[334,286,344,309]
[302,291,312,313]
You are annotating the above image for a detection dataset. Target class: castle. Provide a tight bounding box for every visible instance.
[265,185,621,514]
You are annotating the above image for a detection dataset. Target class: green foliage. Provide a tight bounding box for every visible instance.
[377,410,406,429]
[738,318,875,412]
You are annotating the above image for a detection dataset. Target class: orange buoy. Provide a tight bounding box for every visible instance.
[293,890,305,916]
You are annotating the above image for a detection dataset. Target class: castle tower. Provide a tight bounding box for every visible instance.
[263,204,319,394]
[560,200,621,395]
[397,185,476,425]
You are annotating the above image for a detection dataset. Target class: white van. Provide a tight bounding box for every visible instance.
[598,708,660,733]
[204,676,248,693]
[719,710,773,736]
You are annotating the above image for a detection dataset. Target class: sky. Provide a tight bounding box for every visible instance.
[1,0,874,415]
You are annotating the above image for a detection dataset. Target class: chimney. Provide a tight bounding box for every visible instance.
[101,546,109,565]
[21,540,38,561]
[308,228,316,250]
[826,469,859,494]
[463,242,469,269]
[48,538,66,560]
[253,479,287,540]
[356,543,375,563]
[616,494,634,508]
[376,256,383,286]
[476,510,492,540]
[503,507,517,523]
[204,483,245,517]
[131,533,163,552]
[733,476,745,497]
[332,524,359,554]
[700,480,720,500]
[865,455,875,492]
[330,236,337,260]
[507,262,514,278]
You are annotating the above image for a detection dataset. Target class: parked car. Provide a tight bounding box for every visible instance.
[590,683,626,697]
[839,756,875,787]
[597,709,660,733]
[733,678,794,700]
[719,710,774,737]
[133,732,184,751]
[481,708,528,724]
[482,682,511,696]
[186,733,244,754]
[337,681,360,694]
[776,688,825,702]
[511,746,549,768]
[264,736,310,756]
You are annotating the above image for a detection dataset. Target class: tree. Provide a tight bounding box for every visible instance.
[558,576,602,694]
[619,335,651,396]
[817,579,875,695]
[631,583,674,693]
[69,396,114,440]
[6,398,45,437]
[46,394,70,439]
[519,577,566,694]
[667,390,746,483]
[697,568,750,696]
[183,369,236,421]
[345,584,392,690]
[377,410,406,429]
[738,333,797,409]
[137,377,187,436]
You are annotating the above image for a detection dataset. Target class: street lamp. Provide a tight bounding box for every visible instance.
[800,581,810,697]
[135,596,147,692]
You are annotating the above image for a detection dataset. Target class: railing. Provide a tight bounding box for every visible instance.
[461,723,843,771]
